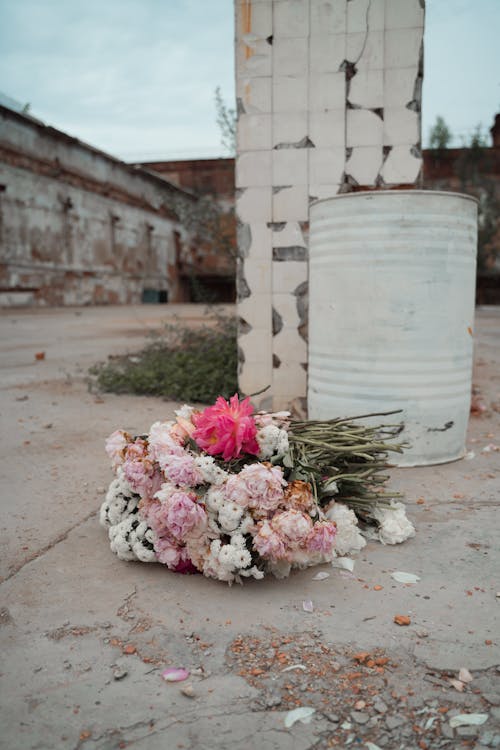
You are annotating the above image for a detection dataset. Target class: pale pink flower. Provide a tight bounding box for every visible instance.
[306,521,337,554]
[271,510,313,543]
[164,491,207,541]
[123,460,162,500]
[105,429,131,469]
[252,520,287,560]
[162,452,203,487]
[148,421,185,468]
[225,463,286,512]
[192,394,259,461]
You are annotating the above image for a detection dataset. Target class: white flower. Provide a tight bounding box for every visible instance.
[256,425,289,459]
[108,517,157,562]
[204,486,226,513]
[194,456,229,486]
[369,501,416,545]
[218,502,244,532]
[325,502,367,556]
[154,482,177,504]
[100,471,140,528]
[174,404,195,420]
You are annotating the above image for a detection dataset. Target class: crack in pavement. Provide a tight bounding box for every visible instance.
[1,509,98,585]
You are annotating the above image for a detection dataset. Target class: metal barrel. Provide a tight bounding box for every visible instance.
[308,190,478,467]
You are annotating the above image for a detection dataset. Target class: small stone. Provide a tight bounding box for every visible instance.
[264,692,282,708]
[491,734,500,748]
[483,694,500,706]
[386,715,407,730]
[441,723,455,739]
[374,698,388,713]
[354,700,366,710]
[325,713,340,723]
[457,726,480,737]
[180,684,196,698]
[491,707,500,720]
[113,667,128,680]
[351,711,370,724]
[417,630,429,638]
[478,730,493,746]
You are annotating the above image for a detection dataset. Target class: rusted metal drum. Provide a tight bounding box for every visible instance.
[308,190,478,466]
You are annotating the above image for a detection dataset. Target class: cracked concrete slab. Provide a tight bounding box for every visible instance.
[1,304,499,749]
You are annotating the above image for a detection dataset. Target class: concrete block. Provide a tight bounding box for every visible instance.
[244,255,273,295]
[384,67,419,108]
[380,144,421,183]
[238,77,272,114]
[310,0,346,36]
[383,108,420,146]
[273,292,301,327]
[238,293,272,330]
[272,259,308,294]
[346,109,383,147]
[309,147,344,185]
[274,327,308,361]
[274,37,309,77]
[348,0,384,32]
[245,1,273,37]
[238,114,272,151]
[309,110,345,148]
[273,76,308,112]
[236,152,272,188]
[385,28,423,69]
[349,69,384,109]
[247,222,273,259]
[272,185,309,222]
[271,221,306,248]
[237,39,272,78]
[272,112,309,146]
[309,72,345,111]
[237,187,273,223]
[345,145,383,184]
[309,34,346,73]
[273,149,308,186]
[309,183,341,201]
[385,0,425,30]
[272,359,307,394]
[347,30,384,69]
[274,0,310,38]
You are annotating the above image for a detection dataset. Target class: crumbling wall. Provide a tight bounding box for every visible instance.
[0,106,194,306]
[235,0,425,411]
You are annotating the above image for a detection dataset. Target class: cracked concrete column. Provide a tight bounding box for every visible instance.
[235,0,425,412]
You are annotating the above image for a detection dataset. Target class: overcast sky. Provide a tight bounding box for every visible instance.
[0,0,498,162]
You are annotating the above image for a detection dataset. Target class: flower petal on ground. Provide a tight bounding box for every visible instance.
[391,571,420,583]
[162,667,190,682]
[449,713,488,728]
[312,571,330,581]
[284,706,316,728]
[331,557,355,572]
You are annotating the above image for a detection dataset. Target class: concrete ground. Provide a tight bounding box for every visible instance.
[0,304,499,750]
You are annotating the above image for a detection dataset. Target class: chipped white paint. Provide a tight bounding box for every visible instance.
[235,0,425,411]
[308,191,478,466]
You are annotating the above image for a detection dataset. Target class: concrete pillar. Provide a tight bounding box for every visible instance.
[235,0,425,412]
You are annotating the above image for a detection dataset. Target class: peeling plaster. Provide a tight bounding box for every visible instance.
[237,222,252,259]
[293,280,308,343]
[272,307,283,336]
[236,260,251,302]
[274,136,315,150]
[272,247,308,262]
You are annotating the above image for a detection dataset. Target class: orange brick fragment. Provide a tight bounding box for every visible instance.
[394,615,411,626]
[485,640,493,646]
[249,668,264,676]
[79,731,91,741]
[123,644,136,654]
[353,652,370,663]
[374,657,389,666]
[373,585,383,591]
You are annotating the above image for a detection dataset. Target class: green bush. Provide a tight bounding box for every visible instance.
[89,314,238,404]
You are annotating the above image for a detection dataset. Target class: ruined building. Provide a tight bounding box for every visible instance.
[0,104,235,306]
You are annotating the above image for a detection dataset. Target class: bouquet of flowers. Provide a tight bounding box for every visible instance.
[100,395,415,583]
